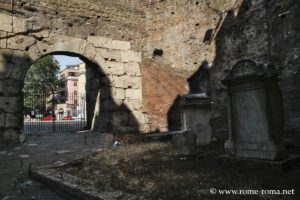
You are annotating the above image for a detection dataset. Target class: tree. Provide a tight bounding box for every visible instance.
[24,55,60,112]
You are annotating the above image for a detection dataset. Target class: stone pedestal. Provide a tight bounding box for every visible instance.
[181,93,212,146]
[222,60,287,161]
[173,93,212,156]
[172,130,197,155]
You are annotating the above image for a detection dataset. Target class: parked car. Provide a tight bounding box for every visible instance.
[62,116,74,120]
[41,115,55,121]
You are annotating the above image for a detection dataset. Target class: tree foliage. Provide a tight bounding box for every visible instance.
[24,55,60,93]
[24,55,60,110]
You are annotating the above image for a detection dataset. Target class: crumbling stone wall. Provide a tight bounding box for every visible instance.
[0,3,147,145]
[1,0,300,145]
[267,0,300,133]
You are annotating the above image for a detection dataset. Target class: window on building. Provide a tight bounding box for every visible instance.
[74,91,77,96]
[68,72,76,76]
[74,82,77,86]
[74,100,78,105]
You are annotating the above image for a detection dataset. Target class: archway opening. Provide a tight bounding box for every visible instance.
[23,52,105,134]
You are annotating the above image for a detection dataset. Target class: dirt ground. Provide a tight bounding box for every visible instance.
[60,142,300,200]
[0,131,113,200]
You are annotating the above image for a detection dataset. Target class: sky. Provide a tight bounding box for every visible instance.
[53,55,83,70]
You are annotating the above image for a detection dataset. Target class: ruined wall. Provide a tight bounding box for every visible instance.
[136,0,239,132]
[0,0,146,50]
[0,0,147,145]
[209,0,300,136]
[1,0,300,143]
[210,0,270,135]
[268,0,300,133]
[141,59,187,132]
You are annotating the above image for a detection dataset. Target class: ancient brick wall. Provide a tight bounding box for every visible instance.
[141,59,187,132]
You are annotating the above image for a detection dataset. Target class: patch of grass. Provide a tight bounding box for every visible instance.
[61,142,300,200]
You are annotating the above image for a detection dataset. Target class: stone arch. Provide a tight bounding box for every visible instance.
[26,51,109,132]
[0,13,148,145]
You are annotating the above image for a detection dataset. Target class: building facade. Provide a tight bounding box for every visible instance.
[55,63,86,118]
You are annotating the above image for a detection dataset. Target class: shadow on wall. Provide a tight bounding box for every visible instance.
[167,95,182,131]
[187,61,211,95]
[0,50,140,145]
[0,52,31,144]
[166,61,211,132]
[42,52,140,133]
[167,0,299,140]
[209,0,270,136]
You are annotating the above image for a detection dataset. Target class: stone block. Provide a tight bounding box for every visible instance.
[0,13,13,32]
[125,89,142,100]
[7,35,35,50]
[83,43,97,61]
[0,113,5,128]
[172,130,198,156]
[112,75,126,88]
[100,75,113,87]
[31,30,50,39]
[13,17,27,33]
[0,97,22,113]
[111,40,131,51]
[97,48,121,62]
[181,94,212,146]
[124,99,142,111]
[48,35,86,55]
[112,88,125,100]
[121,51,142,63]
[0,49,13,62]
[5,113,22,128]
[87,36,112,49]
[3,129,20,144]
[0,31,7,48]
[126,76,141,89]
[10,51,30,80]
[93,54,106,73]
[3,79,23,96]
[0,62,6,74]
[126,62,141,76]
[112,112,128,126]
[106,61,125,75]
[0,62,13,79]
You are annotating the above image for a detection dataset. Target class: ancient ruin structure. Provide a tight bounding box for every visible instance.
[181,94,212,146]
[222,60,287,160]
[0,0,299,147]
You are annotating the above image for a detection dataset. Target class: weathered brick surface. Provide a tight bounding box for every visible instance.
[141,60,187,132]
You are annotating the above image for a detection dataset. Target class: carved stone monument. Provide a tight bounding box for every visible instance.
[222,60,287,160]
[173,93,212,156]
[181,93,212,146]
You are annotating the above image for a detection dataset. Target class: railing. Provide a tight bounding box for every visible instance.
[23,91,87,134]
